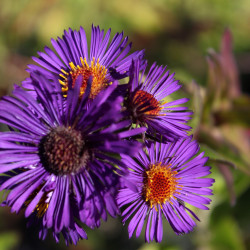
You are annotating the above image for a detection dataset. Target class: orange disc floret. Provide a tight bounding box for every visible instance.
[143,162,182,210]
[59,57,110,99]
[130,90,164,124]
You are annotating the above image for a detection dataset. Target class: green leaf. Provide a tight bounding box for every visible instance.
[0,232,19,250]
[210,215,245,250]
[198,130,250,174]
[213,107,250,127]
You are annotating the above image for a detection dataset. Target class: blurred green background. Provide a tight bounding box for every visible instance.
[0,0,250,249]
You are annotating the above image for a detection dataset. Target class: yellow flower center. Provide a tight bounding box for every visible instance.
[25,187,50,218]
[143,162,181,210]
[59,57,110,99]
[36,194,50,218]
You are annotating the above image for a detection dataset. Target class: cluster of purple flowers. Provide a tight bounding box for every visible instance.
[0,25,214,245]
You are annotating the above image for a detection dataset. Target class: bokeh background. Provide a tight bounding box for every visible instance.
[0,0,250,249]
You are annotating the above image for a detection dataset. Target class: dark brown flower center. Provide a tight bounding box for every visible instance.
[39,126,89,175]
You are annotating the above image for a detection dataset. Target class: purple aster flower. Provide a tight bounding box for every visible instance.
[25,25,144,99]
[125,59,192,141]
[117,137,214,242]
[0,72,144,245]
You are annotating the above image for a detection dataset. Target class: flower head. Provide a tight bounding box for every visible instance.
[117,137,214,242]
[0,73,144,244]
[25,25,144,99]
[125,59,192,141]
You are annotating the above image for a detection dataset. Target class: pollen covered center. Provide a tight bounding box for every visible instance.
[60,57,110,99]
[39,126,90,175]
[130,90,162,122]
[143,162,181,209]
